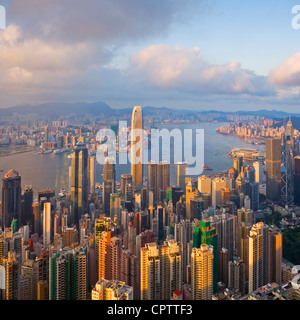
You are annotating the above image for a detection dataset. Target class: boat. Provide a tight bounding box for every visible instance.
[41,149,53,154]
[54,148,69,154]
[203,165,213,171]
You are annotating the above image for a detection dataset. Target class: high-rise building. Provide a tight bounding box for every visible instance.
[267,227,282,285]
[219,248,228,287]
[43,202,51,246]
[193,220,218,293]
[22,185,33,226]
[198,176,212,194]
[247,222,268,293]
[103,157,116,216]
[253,161,263,184]
[1,169,21,229]
[212,178,226,208]
[140,241,183,300]
[176,162,188,192]
[228,257,246,296]
[294,157,300,206]
[88,156,95,194]
[266,138,281,202]
[3,251,19,300]
[70,142,89,226]
[233,156,243,174]
[191,244,214,300]
[131,106,143,190]
[32,201,40,236]
[91,279,133,300]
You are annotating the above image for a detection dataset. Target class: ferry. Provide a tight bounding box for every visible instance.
[41,149,53,154]
[54,148,69,154]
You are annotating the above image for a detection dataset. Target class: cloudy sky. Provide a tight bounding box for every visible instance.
[1,0,300,112]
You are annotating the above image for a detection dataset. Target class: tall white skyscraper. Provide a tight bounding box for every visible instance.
[212,178,226,208]
[43,202,51,246]
[131,106,143,189]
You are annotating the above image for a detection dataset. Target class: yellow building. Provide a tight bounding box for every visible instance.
[191,244,214,300]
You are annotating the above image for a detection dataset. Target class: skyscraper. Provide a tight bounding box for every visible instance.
[294,157,300,206]
[70,142,89,226]
[88,156,95,194]
[176,162,188,192]
[191,244,214,300]
[103,157,116,216]
[193,220,218,293]
[22,185,33,227]
[1,169,21,229]
[131,106,143,190]
[43,202,51,246]
[266,138,281,202]
[212,177,226,208]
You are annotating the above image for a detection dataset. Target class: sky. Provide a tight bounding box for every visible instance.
[0,0,300,112]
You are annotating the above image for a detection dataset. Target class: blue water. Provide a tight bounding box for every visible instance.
[0,122,258,199]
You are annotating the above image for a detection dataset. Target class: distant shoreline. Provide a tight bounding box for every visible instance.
[0,147,39,158]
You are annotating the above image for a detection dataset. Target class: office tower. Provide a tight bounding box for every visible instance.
[44,125,49,142]
[220,188,231,206]
[22,186,33,226]
[148,161,158,204]
[88,156,95,194]
[219,248,228,286]
[228,167,238,183]
[233,156,243,174]
[267,227,282,285]
[157,205,166,242]
[266,138,281,202]
[212,177,226,208]
[172,186,184,210]
[244,195,251,210]
[250,182,259,211]
[38,189,55,204]
[140,241,183,300]
[31,201,40,236]
[1,169,21,229]
[281,132,294,203]
[121,174,132,197]
[253,161,263,184]
[193,220,218,293]
[131,106,143,190]
[236,173,246,196]
[3,251,19,300]
[237,207,253,224]
[220,213,234,262]
[43,202,51,246]
[228,257,246,296]
[294,157,300,206]
[247,222,268,293]
[157,161,170,202]
[103,157,116,182]
[190,195,204,221]
[198,176,211,193]
[185,179,195,220]
[176,162,188,192]
[103,181,114,216]
[70,142,89,226]
[110,193,121,221]
[202,193,212,210]
[91,279,133,300]
[191,244,214,300]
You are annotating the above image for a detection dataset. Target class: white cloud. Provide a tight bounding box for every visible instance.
[269,52,300,87]
[129,45,273,96]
